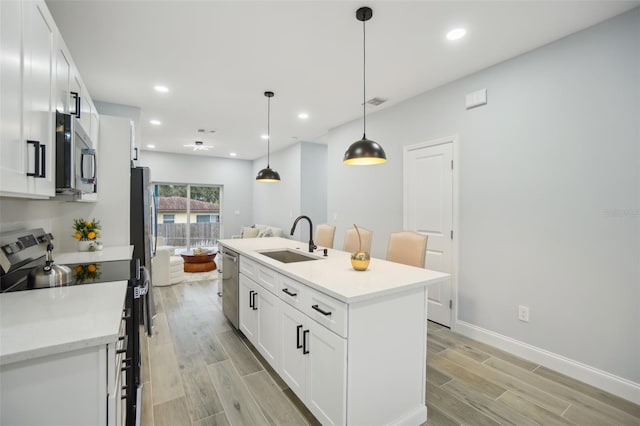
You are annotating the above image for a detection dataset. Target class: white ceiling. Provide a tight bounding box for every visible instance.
[46,1,639,160]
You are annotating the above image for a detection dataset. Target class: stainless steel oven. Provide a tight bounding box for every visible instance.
[55,112,97,195]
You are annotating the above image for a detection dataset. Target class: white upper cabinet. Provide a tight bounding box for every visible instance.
[1,0,99,199]
[0,0,55,198]
[0,0,29,196]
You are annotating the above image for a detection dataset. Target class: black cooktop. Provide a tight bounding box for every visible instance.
[1,259,134,293]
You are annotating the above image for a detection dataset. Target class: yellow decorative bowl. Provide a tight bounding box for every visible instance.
[351,251,370,271]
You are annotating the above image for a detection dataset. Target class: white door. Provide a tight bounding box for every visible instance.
[239,276,258,341]
[404,140,453,327]
[279,304,307,398]
[256,288,280,367]
[23,1,55,197]
[306,322,346,426]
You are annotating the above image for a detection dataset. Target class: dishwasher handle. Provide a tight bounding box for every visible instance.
[221,251,238,263]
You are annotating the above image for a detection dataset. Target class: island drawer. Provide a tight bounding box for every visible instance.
[278,274,309,311]
[305,286,348,338]
[240,257,279,294]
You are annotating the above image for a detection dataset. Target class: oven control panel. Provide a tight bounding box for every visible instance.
[0,228,52,274]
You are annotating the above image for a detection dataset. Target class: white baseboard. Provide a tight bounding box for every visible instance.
[454,320,640,405]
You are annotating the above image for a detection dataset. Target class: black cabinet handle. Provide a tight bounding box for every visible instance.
[26,140,40,177]
[71,91,81,118]
[38,144,46,178]
[311,304,332,316]
[296,325,303,349]
[122,308,131,320]
[116,335,128,354]
[282,288,297,297]
[133,147,139,160]
[251,291,258,310]
[303,330,310,354]
[121,358,132,372]
[249,290,254,308]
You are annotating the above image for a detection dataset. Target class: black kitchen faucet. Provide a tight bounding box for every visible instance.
[290,215,317,253]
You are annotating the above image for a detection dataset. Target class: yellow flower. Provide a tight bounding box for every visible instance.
[87,231,96,240]
[85,221,92,227]
[74,232,82,240]
[87,264,97,272]
[75,266,83,273]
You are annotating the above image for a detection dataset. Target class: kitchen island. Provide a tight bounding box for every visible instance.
[218,237,449,426]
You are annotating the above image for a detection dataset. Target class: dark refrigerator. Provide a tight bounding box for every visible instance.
[129,166,155,426]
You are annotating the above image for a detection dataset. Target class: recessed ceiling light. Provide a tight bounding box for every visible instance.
[298,112,309,120]
[146,144,156,149]
[261,134,269,140]
[446,28,467,41]
[154,85,169,93]
[150,119,162,125]
[230,152,237,157]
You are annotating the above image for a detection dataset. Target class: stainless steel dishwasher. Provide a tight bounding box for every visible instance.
[221,247,239,329]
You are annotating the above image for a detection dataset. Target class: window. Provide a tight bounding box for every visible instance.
[196,214,213,223]
[163,214,175,224]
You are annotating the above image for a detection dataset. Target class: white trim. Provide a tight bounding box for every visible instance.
[403,135,459,329]
[456,320,640,404]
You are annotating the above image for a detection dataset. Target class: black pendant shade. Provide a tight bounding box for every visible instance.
[255,166,281,182]
[343,135,387,165]
[344,6,387,166]
[256,91,281,182]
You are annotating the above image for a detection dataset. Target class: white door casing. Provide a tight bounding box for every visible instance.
[404,137,455,327]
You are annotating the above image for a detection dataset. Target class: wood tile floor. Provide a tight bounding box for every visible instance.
[140,277,640,426]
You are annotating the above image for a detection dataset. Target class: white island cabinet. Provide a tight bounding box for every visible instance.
[220,237,449,426]
[0,281,128,426]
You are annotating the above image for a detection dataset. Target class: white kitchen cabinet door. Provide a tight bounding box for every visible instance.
[279,303,307,397]
[305,322,347,426]
[55,45,71,113]
[22,0,55,197]
[0,0,29,196]
[256,286,280,368]
[239,275,258,342]
[90,98,99,146]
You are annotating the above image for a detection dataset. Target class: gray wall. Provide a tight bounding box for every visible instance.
[252,143,301,237]
[139,150,253,240]
[252,142,328,241]
[325,9,639,382]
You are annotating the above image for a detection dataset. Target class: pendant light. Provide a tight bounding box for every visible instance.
[256,91,281,182]
[343,6,387,166]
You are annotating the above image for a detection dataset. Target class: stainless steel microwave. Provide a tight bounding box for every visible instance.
[55,112,97,195]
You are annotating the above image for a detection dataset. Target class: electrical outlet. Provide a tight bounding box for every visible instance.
[518,305,530,322]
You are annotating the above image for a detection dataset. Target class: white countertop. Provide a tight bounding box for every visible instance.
[0,281,128,366]
[55,245,133,264]
[219,237,449,303]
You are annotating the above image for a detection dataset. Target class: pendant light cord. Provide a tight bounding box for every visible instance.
[267,95,271,167]
[362,16,367,139]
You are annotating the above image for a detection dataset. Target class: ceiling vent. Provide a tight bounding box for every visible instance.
[366,97,387,106]
[197,129,216,134]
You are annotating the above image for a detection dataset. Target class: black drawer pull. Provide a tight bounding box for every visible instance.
[296,325,303,349]
[251,291,258,310]
[303,329,310,354]
[311,304,332,316]
[71,91,81,118]
[282,288,297,297]
[122,308,131,320]
[26,140,40,177]
[249,290,254,308]
[116,335,128,354]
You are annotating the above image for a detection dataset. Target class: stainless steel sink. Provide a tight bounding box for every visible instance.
[258,249,321,264]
